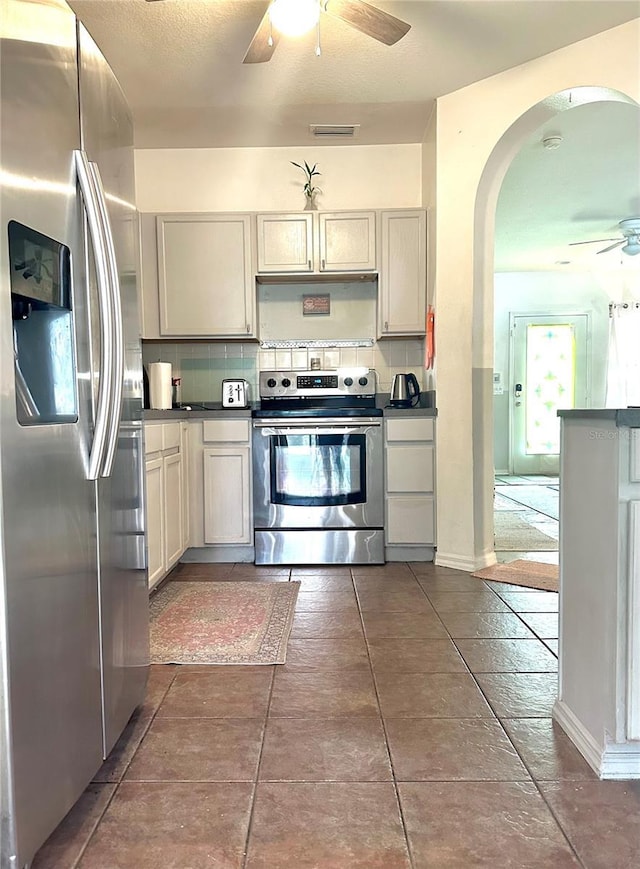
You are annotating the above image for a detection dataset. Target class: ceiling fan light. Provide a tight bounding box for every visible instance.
[270,0,319,37]
[623,238,640,256]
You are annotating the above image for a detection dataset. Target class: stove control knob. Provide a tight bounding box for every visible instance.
[358,377,368,387]
[281,378,291,388]
[267,378,277,388]
[343,377,353,387]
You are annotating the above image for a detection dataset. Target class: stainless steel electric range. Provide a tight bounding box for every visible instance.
[252,369,384,565]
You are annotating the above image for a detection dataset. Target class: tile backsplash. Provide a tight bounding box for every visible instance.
[142,339,429,404]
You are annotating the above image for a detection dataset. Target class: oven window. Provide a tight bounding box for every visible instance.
[270,434,366,507]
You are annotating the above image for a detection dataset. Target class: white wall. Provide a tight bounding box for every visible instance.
[492,271,613,472]
[432,19,640,570]
[135,144,422,212]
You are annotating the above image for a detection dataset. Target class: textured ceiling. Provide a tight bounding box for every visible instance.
[496,100,640,271]
[70,0,640,148]
[69,0,640,271]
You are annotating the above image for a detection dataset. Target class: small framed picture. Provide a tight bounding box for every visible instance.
[303,293,330,316]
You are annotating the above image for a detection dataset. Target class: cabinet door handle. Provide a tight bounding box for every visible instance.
[246,323,251,333]
[384,321,389,331]
[321,258,326,270]
[308,259,312,270]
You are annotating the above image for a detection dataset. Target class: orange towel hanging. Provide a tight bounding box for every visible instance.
[425,305,435,369]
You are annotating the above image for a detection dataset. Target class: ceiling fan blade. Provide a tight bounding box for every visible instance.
[243,7,280,64]
[597,240,626,255]
[568,238,619,247]
[323,0,411,45]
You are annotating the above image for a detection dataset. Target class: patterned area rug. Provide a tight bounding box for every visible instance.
[150,581,300,664]
[471,559,559,592]
[494,511,557,551]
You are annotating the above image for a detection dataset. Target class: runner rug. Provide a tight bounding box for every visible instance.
[494,511,558,551]
[471,559,559,592]
[150,581,300,665]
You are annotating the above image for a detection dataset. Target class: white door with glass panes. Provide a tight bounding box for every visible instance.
[510,314,589,475]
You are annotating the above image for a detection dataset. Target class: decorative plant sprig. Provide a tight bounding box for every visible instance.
[291,160,321,198]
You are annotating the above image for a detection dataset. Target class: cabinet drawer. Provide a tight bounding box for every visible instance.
[386,496,435,545]
[144,423,163,455]
[387,444,434,492]
[202,418,250,443]
[386,417,434,442]
[631,430,640,482]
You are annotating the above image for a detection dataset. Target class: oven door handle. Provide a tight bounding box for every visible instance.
[254,426,378,436]
[253,419,381,430]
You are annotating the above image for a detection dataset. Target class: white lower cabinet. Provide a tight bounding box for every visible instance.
[145,456,165,589]
[385,416,436,555]
[163,451,184,567]
[189,417,253,555]
[181,421,190,552]
[203,447,252,544]
[144,421,188,590]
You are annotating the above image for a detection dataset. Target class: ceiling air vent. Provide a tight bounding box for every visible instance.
[310,124,360,138]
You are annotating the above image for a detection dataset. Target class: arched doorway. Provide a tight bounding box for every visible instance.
[432,18,640,573]
[473,87,639,565]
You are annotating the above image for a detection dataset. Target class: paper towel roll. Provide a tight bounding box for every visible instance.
[148,362,172,410]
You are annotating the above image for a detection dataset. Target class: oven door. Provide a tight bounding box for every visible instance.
[252,418,383,530]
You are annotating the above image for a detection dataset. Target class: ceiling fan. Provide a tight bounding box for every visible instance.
[569,218,640,256]
[144,0,411,63]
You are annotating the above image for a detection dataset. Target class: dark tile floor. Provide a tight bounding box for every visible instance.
[32,563,640,868]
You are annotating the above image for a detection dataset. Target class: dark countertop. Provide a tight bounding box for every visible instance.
[144,404,252,421]
[558,408,640,427]
[145,392,437,421]
[382,406,437,417]
[379,390,437,417]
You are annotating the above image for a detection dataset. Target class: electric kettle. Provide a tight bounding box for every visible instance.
[390,372,420,407]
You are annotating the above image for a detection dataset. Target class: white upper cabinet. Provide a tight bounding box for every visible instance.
[256,211,375,274]
[156,213,255,337]
[318,212,376,271]
[256,213,314,272]
[378,209,427,337]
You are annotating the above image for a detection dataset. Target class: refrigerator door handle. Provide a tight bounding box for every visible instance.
[89,162,124,479]
[75,150,113,481]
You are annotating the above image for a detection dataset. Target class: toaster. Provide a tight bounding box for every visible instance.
[221,378,249,408]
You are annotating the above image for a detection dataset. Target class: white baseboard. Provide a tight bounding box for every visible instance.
[553,699,605,776]
[599,742,640,779]
[435,551,496,572]
[553,699,640,779]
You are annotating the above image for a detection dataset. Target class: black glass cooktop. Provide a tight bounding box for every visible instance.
[253,396,382,418]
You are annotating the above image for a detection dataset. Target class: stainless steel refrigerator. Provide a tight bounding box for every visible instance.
[0,1,149,865]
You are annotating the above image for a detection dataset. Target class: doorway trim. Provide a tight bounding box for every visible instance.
[466,86,638,570]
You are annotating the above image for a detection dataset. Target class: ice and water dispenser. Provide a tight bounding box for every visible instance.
[8,221,78,425]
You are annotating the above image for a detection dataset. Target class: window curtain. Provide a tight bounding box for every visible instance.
[606,302,640,407]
